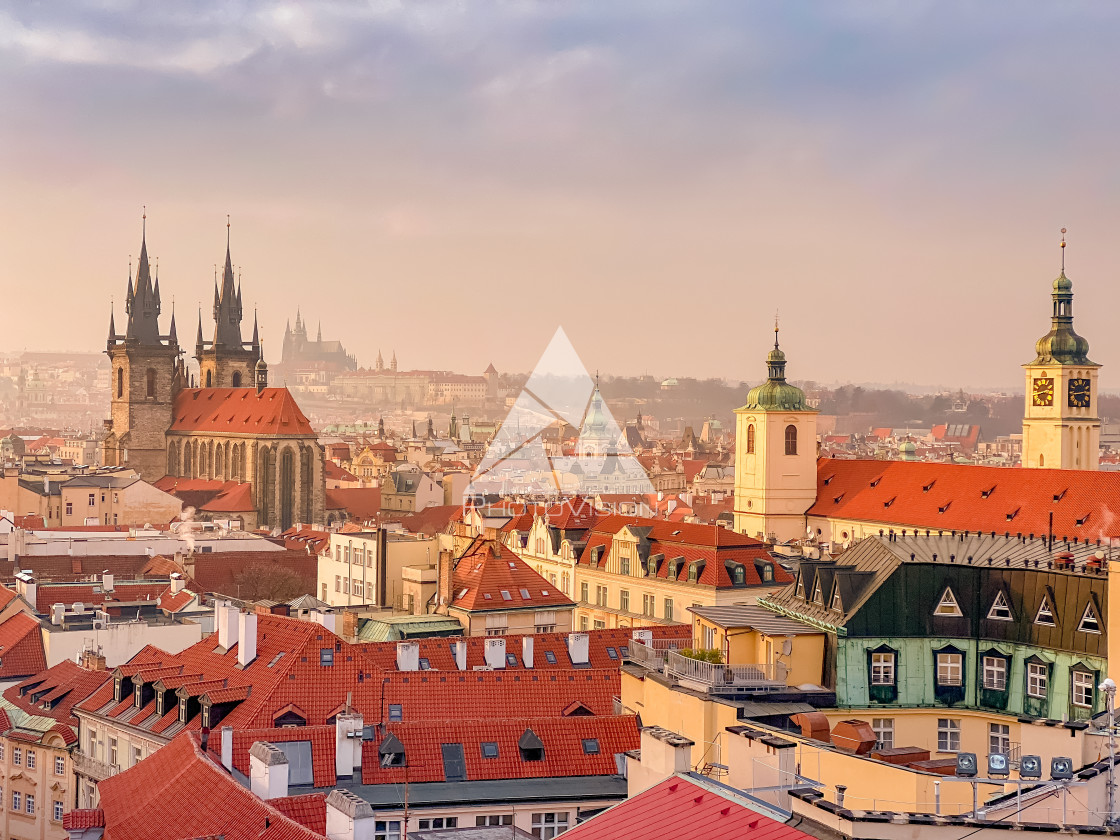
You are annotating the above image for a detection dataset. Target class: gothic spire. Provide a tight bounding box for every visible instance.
[122,210,163,345]
[316,321,322,343]
[210,218,245,347]
[195,309,205,355]
[107,305,117,349]
[168,305,178,345]
[252,310,260,349]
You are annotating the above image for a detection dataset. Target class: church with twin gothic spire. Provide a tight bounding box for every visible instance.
[102,219,325,532]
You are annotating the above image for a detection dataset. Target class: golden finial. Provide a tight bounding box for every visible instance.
[774,311,780,349]
[1060,227,1067,273]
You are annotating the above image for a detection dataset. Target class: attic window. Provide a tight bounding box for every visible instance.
[938,502,951,514]
[795,575,805,599]
[542,590,550,596]
[379,734,406,768]
[1078,602,1102,634]
[987,591,1013,621]
[981,486,996,498]
[1054,489,1068,502]
[606,647,618,660]
[1076,513,1091,527]
[501,590,512,601]
[520,589,531,599]
[870,476,882,488]
[733,565,746,585]
[1006,508,1020,522]
[811,577,824,605]
[883,497,896,508]
[582,738,600,755]
[1035,597,1057,626]
[922,480,936,492]
[419,658,431,670]
[456,588,468,600]
[544,651,557,665]
[934,587,963,617]
[830,587,843,613]
[508,562,516,569]
[388,704,403,722]
[671,530,681,536]
[483,594,492,600]
[506,653,519,667]
[518,728,545,762]
[823,474,835,486]
[481,742,499,759]
[833,493,845,504]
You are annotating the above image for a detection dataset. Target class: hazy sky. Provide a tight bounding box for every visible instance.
[2,1,1118,389]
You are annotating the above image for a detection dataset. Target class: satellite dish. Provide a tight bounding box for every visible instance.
[806,526,814,538]
[1096,550,1106,560]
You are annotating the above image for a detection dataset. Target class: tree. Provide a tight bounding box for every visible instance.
[232,562,307,602]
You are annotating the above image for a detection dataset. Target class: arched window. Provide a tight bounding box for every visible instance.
[205,369,213,388]
[784,424,798,455]
[232,371,242,388]
[146,368,156,398]
[182,443,193,478]
[746,424,755,454]
[1039,454,1045,467]
[116,367,124,399]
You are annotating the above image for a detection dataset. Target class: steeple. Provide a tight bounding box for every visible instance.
[1029,228,1096,367]
[107,305,117,350]
[122,210,163,345]
[252,310,260,349]
[316,321,322,343]
[195,310,205,357]
[211,217,244,347]
[168,306,178,345]
[742,317,811,412]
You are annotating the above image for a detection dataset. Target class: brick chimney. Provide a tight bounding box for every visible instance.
[80,648,106,671]
[437,549,455,612]
[325,790,375,840]
[249,742,289,800]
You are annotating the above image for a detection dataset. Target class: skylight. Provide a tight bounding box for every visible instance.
[520,588,531,599]
[501,590,512,601]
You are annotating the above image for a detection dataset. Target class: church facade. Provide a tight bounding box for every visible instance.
[101,223,326,531]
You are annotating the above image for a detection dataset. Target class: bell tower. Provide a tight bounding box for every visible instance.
[1022,230,1101,470]
[733,322,819,542]
[195,218,260,388]
[102,213,185,481]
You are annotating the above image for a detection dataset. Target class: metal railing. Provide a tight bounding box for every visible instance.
[73,751,120,782]
[628,639,682,672]
[665,651,787,690]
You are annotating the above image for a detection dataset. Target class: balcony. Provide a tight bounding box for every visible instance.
[665,651,787,693]
[628,638,683,672]
[73,751,121,782]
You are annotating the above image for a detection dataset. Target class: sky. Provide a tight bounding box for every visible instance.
[1,1,1119,389]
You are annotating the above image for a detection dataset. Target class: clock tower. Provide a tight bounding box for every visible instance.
[1022,232,1100,470]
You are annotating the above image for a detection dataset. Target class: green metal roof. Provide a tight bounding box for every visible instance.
[356,614,464,642]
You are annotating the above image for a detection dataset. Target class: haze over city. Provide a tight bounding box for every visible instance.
[3,2,1119,387]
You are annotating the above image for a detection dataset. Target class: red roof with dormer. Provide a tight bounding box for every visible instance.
[169,387,316,436]
[451,539,575,612]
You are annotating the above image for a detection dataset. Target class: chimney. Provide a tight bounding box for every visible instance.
[484,638,506,669]
[15,574,36,609]
[522,636,534,669]
[170,572,185,595]
[639,726,695,779]
[447,638,464,671]
[437,549,455,611]
[102,572,114,593]
[221,726,234,771]
[80,648,106,671]
[321,611,337,633]
[335,712,364,779]
[249,742,289,800]
[325,790,375,840]
[395,641,420,672]
[51,603,65,626]
[567,632,590,666]
[237,610,258,666]
[217,602,239,651]
[631,628,653,647]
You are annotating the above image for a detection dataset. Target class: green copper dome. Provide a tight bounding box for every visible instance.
[1029,271,1097,367]
[741,328,815,412]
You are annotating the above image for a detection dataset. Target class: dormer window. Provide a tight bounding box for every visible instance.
[733,565,746,585]
[760,564,773,583]
[155,690,164,717]
[934,587,963,617]
[1035,596,1057,626]
[519,728,545,762]
[987,591,1013,621]
[134,685,142,708]
[379,733,406,768]
[1078,602,1102,634]
[114,677,122,703]
[178,696,188,723]
[811,576,824,605]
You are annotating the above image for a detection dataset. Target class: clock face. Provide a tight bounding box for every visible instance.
[1032,377,1054,407]
[1068,378,1092,408]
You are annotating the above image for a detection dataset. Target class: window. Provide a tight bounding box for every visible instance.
[1078,602,1102,634]
[642,594,655,616]
[937,718,961,753]
[116,367,124,398]
[784,424,797,455]
[544,650,557,665]
[56,755,65,775]
[65,501,73,516]
[1035,597,1056,626]
[934,587,963,617]
[746,423,756,454]
[580,582,589,603]
[579,616,588,631]
[481,742,499,758]
[989,723,1010,756]
[619,590,630,613]
[872,718,894,750]
[418,818,458,830]
[937,652,963,686]
[1027,662,1048,698]
[146,368,156,398]
[477,815,514,827]
[982,656,1007,691]
[320,648,334,666]
[419,658,431,670]
[582,738,600,755]
[26,750,34,770]
[620,555,630,576]
[12,791,20,811]
[25,794,34,815]
[1073,670,1094,708]
[606,646,618,660]
[88,493,96,507]
[388,704,402,722]
[531,811,570,839]
[12,748,20,766]
[595,585,607,606]
[54,800,64,822]
[592,619,605,630]
[761,564,774,583]
[811,577,823,605]
[663,598,674,622]
[374,820,402,840]
[987,591,1013,621]
[870,651,895,685]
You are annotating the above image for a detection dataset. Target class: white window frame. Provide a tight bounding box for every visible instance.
[1072,670,1094,708]
[1027,662,1048,698]
[982,656,1007,691]
[531,811,570,839]
[934,587,963,617]
[1035,598,1056,626]
[1078,602,1102,634]
[871,718,894,751]
[989,722,1011,756]
[870,652,895,686]
[987,591,1013,621]
[937,718,961,753]
[937,652,963,686]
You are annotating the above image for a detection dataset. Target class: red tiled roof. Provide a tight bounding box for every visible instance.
[270,794,327,835]
[169,387,316,436]
[362,714,639,785]
[224,725,337,788]
[452,539,574,612]
[0,612,46,678]
[280,526,330,554]
[95,732,323,840]
[13,514,45,529]
[157,586,197,613]
[0,584,18,611]
[35,581,167,613]
[563,772,814,840]
[325,461,358,482]
[186,550,319,598]
[62,809,105,830]
[5,659,111,727]
[399,504,460,535]
[809,458,1120,539]
[326,487,382,520]
[201,482,256,513]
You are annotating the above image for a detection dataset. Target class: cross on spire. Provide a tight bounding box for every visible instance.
[1060,226,1067,273]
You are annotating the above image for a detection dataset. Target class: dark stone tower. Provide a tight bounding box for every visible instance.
[102,216,185,480]
[195,222,260,388]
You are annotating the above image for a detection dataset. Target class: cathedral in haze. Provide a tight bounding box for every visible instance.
[101,219,326,532]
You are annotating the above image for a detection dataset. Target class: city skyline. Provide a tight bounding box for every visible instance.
[2,2,1119,387]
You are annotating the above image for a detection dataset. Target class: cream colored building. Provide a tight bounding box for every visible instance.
[59,474,182,528]
[318,530,439,610]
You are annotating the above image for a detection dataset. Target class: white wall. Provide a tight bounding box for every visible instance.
[43,618,203,667]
